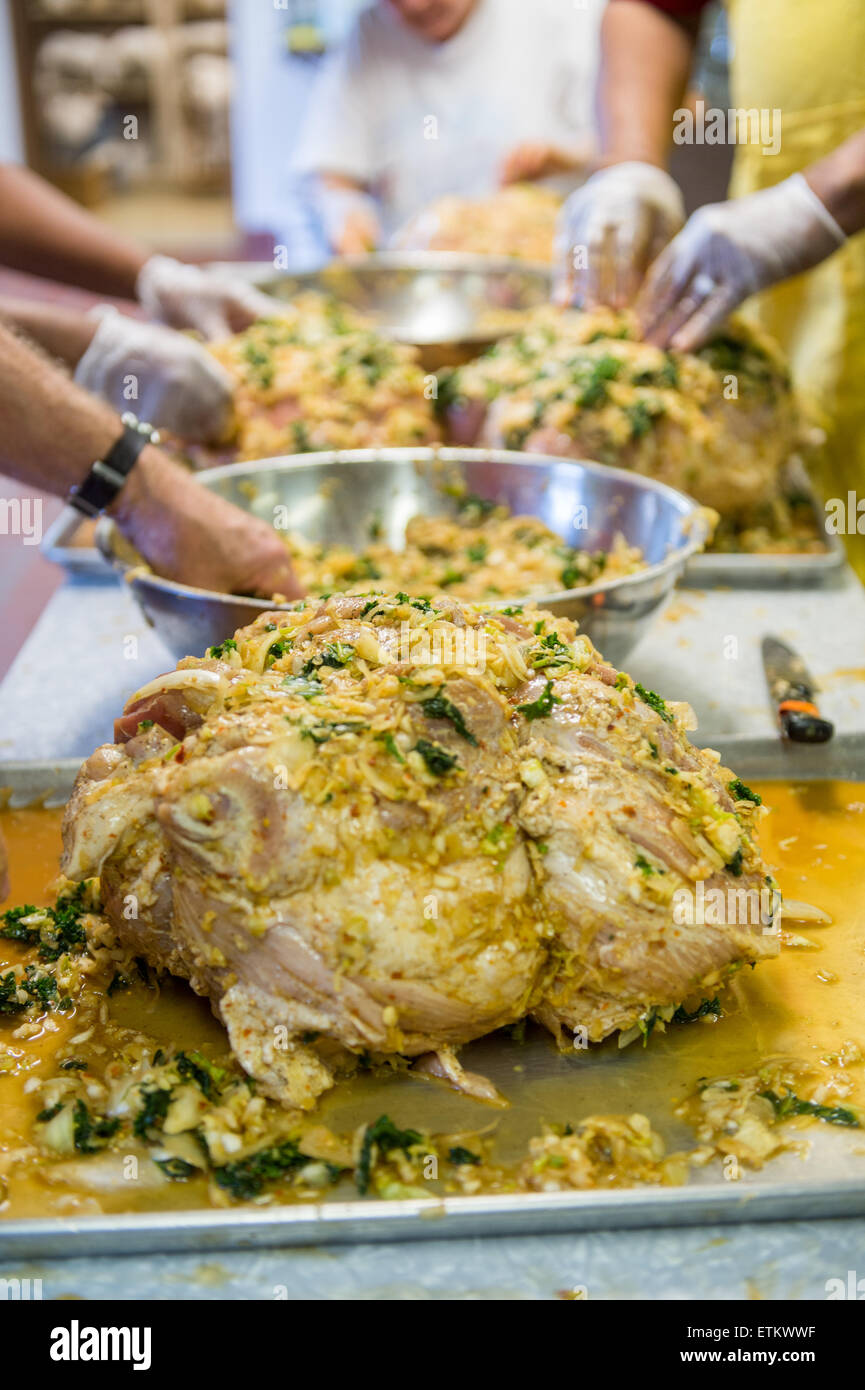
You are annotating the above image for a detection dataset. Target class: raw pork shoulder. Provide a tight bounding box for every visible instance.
[62,595,777,1106]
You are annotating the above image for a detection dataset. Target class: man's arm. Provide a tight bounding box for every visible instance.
[0,164,146,299]
[0,320,301,598]
[599,1,699,167]
[0,295,99,368]
[555,0,701,307]
[637,129,864,351]
[0,164,279,337]
[806,129,865,237]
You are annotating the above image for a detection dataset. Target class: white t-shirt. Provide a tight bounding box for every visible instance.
[292,0,604,237]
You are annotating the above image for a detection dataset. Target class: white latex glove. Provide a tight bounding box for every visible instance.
[635,173,847,352]
[136,254,280,340]
[74,307,234,443]
[554,161,685,309]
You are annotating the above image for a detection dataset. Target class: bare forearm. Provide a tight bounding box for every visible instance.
[0,319,125,495]
[598,2,697,167]
[806,129,865,236]
[0,165,147,298]
[0,296,98,368]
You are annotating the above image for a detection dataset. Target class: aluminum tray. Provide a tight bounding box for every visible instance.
[2,745,865,1257]
[40,506,107,577]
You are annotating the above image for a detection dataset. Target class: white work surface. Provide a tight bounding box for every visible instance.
[2,570,865,1300]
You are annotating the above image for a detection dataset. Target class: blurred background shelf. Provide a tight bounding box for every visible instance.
[9,0,231,206]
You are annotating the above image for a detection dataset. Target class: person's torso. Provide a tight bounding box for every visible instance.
[363,0,603,231]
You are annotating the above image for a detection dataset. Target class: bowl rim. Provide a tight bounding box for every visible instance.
[97,446,712,613]
[253,249,555,284]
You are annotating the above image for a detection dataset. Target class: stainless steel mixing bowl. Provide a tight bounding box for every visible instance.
[222,252,552,348]
[97,448,710,667]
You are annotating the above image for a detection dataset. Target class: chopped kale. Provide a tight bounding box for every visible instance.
[1,884,89,962]
[356,1115,423,1196]
[726,848,744,877]
[0,905,41,949]
[626,400,655,439]
[413,738,460,776]
[73,1100,120,1153]
[154,1157,199,1181]
[420,690,478,745]
[673,997,722,1024]
[207,637,238,660]
[133,1086,172,1140]
[760,1089,860,1128]
[301,719,368,744]
[453,491,498,523]
[265,637,293,667]
[375,731,405,763]
[728,778,762,806]
[577,353,621,408]
[291,421,313,452]
[176,1050,226,1099]
[213,1139,306,1200]
[530,632,574,671]
[438,567,465,587]
[0,966,62,1014]
[634,682,673,723]
[301,641,355,676]
[517,680,561,721]
[448,1146,481,1166]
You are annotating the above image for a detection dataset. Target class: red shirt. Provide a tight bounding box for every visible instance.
[610,0,712,15]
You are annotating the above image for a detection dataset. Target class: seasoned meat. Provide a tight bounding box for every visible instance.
[62,595,777,1107]
[442,307,811,521]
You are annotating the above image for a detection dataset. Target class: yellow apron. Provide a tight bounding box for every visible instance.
[726,0,865,578]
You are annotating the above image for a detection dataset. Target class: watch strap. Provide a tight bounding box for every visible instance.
[69,413,160,519]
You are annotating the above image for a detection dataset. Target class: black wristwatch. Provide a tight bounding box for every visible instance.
[68,412,161,519]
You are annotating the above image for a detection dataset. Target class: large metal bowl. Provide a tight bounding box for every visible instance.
[223,252,552,350]
[97,448,710,667]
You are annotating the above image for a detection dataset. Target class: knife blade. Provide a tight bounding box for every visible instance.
[761,635,834,744]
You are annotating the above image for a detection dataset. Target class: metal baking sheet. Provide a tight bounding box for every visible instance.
[2,749,865,1258]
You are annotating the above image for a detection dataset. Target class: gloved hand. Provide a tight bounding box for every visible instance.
[635,173,847,352]
[136,254,279,339]
[74,308,234,443]
[554,161,685,309]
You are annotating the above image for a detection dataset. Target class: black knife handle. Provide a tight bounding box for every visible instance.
[779,706,835,743]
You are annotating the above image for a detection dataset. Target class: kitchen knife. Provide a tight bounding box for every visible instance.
[761,635,834,744]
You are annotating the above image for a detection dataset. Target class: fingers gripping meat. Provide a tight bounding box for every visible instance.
[62,595,777,1107]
